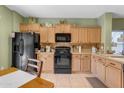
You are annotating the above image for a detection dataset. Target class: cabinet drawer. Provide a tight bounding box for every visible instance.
[106,60,122,70]
[81,54,90,58]
[96,57,106,64]
[72,54,81,58]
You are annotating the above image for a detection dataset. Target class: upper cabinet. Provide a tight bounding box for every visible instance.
[55,24,71,33]
[20,23,40,32]
[78,27,88,43]
[71,27,79,43]
[20,23,101,44]
[47,27,55,43]
[87,27,101,43]
[40,27,48,43]
[40,27,55,43]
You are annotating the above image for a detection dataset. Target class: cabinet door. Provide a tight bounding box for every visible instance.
[96,62,105,82]
[81,54,91,72]
[91,55,97,75]
[28,24,40,32]
[105,66,122,88]
[20,24,28,32]
[72,54,81,72]
[55,24,64,33]
[71,27,79,43]
[40,27,48,43]
[78,28,88,43]
[87,27,101,43]
[46,54,54,72]
[39,53,53,73]
[63,24,71,33]
[47,27,55,43]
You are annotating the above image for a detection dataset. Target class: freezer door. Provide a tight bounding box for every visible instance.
[21,33,35,70]
[12,33,23,69]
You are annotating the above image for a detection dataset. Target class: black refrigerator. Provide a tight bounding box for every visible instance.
[12,32,40,70]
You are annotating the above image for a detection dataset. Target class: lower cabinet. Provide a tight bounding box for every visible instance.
[81,54,91,72]
[91,55,123,88]
[105,66,122,88]
[72,54,81,72]
[91,55,97,75]
[37,53,54,73]
[96,61,106,83]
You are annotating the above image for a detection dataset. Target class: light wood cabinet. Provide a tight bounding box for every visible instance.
[28,24,40,32]
[78,27,88,43]
[40,27,48,43]
[47,27,55,43]
[96,57,106,82]
[106,66,122,88]
[37,53,54,73]
[91,55,97,75]
[87,27,101,43]
[20,23,40,32]
[71,27,79,43]
[105,59,122,88]
[81,54,91,72]
[63,24,71,33]
[20,24,29,32]
[72,54,81,72]
[55,24,71,33]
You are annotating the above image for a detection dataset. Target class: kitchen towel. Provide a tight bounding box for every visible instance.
[0,70,36,88]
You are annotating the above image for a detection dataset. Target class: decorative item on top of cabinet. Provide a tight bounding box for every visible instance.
[72,54,81,73]
[87,27,101,43]
[81,54,91,72]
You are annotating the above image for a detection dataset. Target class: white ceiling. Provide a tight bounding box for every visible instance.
[6,5,124,18]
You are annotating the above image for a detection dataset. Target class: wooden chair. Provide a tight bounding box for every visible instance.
[25,58,43,77]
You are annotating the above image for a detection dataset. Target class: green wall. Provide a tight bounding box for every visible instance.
[97,13,112,52]
[37,18,98,26]
[112,18,124,30]
[0,6,23,69]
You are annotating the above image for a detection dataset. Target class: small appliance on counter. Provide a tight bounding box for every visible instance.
[92,46,97,53]
[40,47,46,52]
[46,46,51,52]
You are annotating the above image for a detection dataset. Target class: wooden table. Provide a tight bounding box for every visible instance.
[0,67,54,88]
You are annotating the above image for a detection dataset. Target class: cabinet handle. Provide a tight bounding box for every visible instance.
[110,63,115,66]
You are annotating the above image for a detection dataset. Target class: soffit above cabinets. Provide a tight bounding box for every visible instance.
[6,5,124,18]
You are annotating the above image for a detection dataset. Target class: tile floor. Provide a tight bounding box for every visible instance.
[41,73,95,88]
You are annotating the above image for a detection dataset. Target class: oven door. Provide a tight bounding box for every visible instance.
[54,55,71,68]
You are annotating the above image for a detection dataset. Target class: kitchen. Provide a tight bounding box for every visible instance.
[0,5,124,88]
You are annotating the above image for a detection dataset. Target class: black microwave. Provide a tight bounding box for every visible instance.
[55,33,71,42]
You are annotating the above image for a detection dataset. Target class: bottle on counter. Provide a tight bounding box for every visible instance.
[92,46,97,53]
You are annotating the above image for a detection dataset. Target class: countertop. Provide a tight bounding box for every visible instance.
[92,53,124,64]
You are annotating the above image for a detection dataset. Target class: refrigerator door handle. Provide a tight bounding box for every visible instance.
[19,38,24,56]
